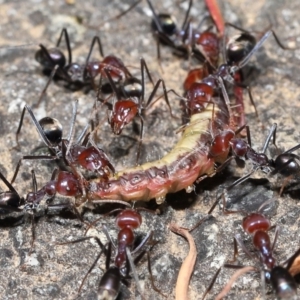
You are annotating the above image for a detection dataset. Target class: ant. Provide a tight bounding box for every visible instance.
[12,101,115,185]
[202,200,299,299]
[35,28,137,107]
[57,207,164,299]
[208,123,300,213]
[183,23,292,128]
[100,66,175,164]
[0,168,65,253]
[146,0,221,64]
[35,28,103,89]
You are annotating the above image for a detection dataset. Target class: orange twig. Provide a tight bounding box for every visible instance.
[204,0,225,36]
[169,223,197,300]
[215,266,256,300]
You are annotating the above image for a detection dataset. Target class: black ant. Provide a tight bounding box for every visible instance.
[208,123,300,213]
[57,207,164,299]
[0,168,63,253]
[202,200,299,299]
[146,0,221,64]
[35,28,103,90]
[12,101,115,186]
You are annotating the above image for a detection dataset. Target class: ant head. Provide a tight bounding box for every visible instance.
[98,266,121,300]
[39,117,63,146]
[35,47,66,70]
[65,63,83,82]
[226,33,256,65]
[110,100,138,135]
[273,153,300,176]
[151,13,177,37]
[121,77,143,98]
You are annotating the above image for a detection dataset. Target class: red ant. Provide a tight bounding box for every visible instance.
[203,200,299,299]
[57,207,164,299]
[12,101,115,185]
[99,66,175,164]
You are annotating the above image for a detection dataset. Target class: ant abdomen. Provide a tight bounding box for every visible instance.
[35,47,66,70]
[273,153,300,176]
[39,117,63,146]
[270,266,298,300]
[151,13,177,38]
[226,33,256,65]
[98,266,121,300]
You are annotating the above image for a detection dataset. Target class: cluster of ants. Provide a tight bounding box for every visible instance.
[1,0,300,299]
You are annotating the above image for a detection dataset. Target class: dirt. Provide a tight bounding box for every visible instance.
[0,0,300,299]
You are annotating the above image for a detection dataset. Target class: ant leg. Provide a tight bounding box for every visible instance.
[227,238,239,264]
[104,68,122,100]
[65,100,79,156]
[28,170,38,255]
[283,143,300,155]
[78,247,105,293]
[132,231,153,255]
[279,175,294,196]
[33,65,60,108]
[237,29,293,71]
[207,170,257,214]
[11,155,58,185]
[102,225,117,249]
[146,251,167,298]
[140,57,154,91]
[85,36,104,65]
[15,104,53,149]
[0,168,18,195]
[271,225,280,251]
[56,28,72,64]
[136,114,145,165]
[235,234,257,260]
[261,123,277,153]
[201,267,222,300]
[14,105,27,150]
[57,236,108,292]
[181,0,193,31]
[125,247,145,299]
[145,79,175,118]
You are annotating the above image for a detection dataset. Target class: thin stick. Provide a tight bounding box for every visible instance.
[215,266,256,300]
[169,223,197,300]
